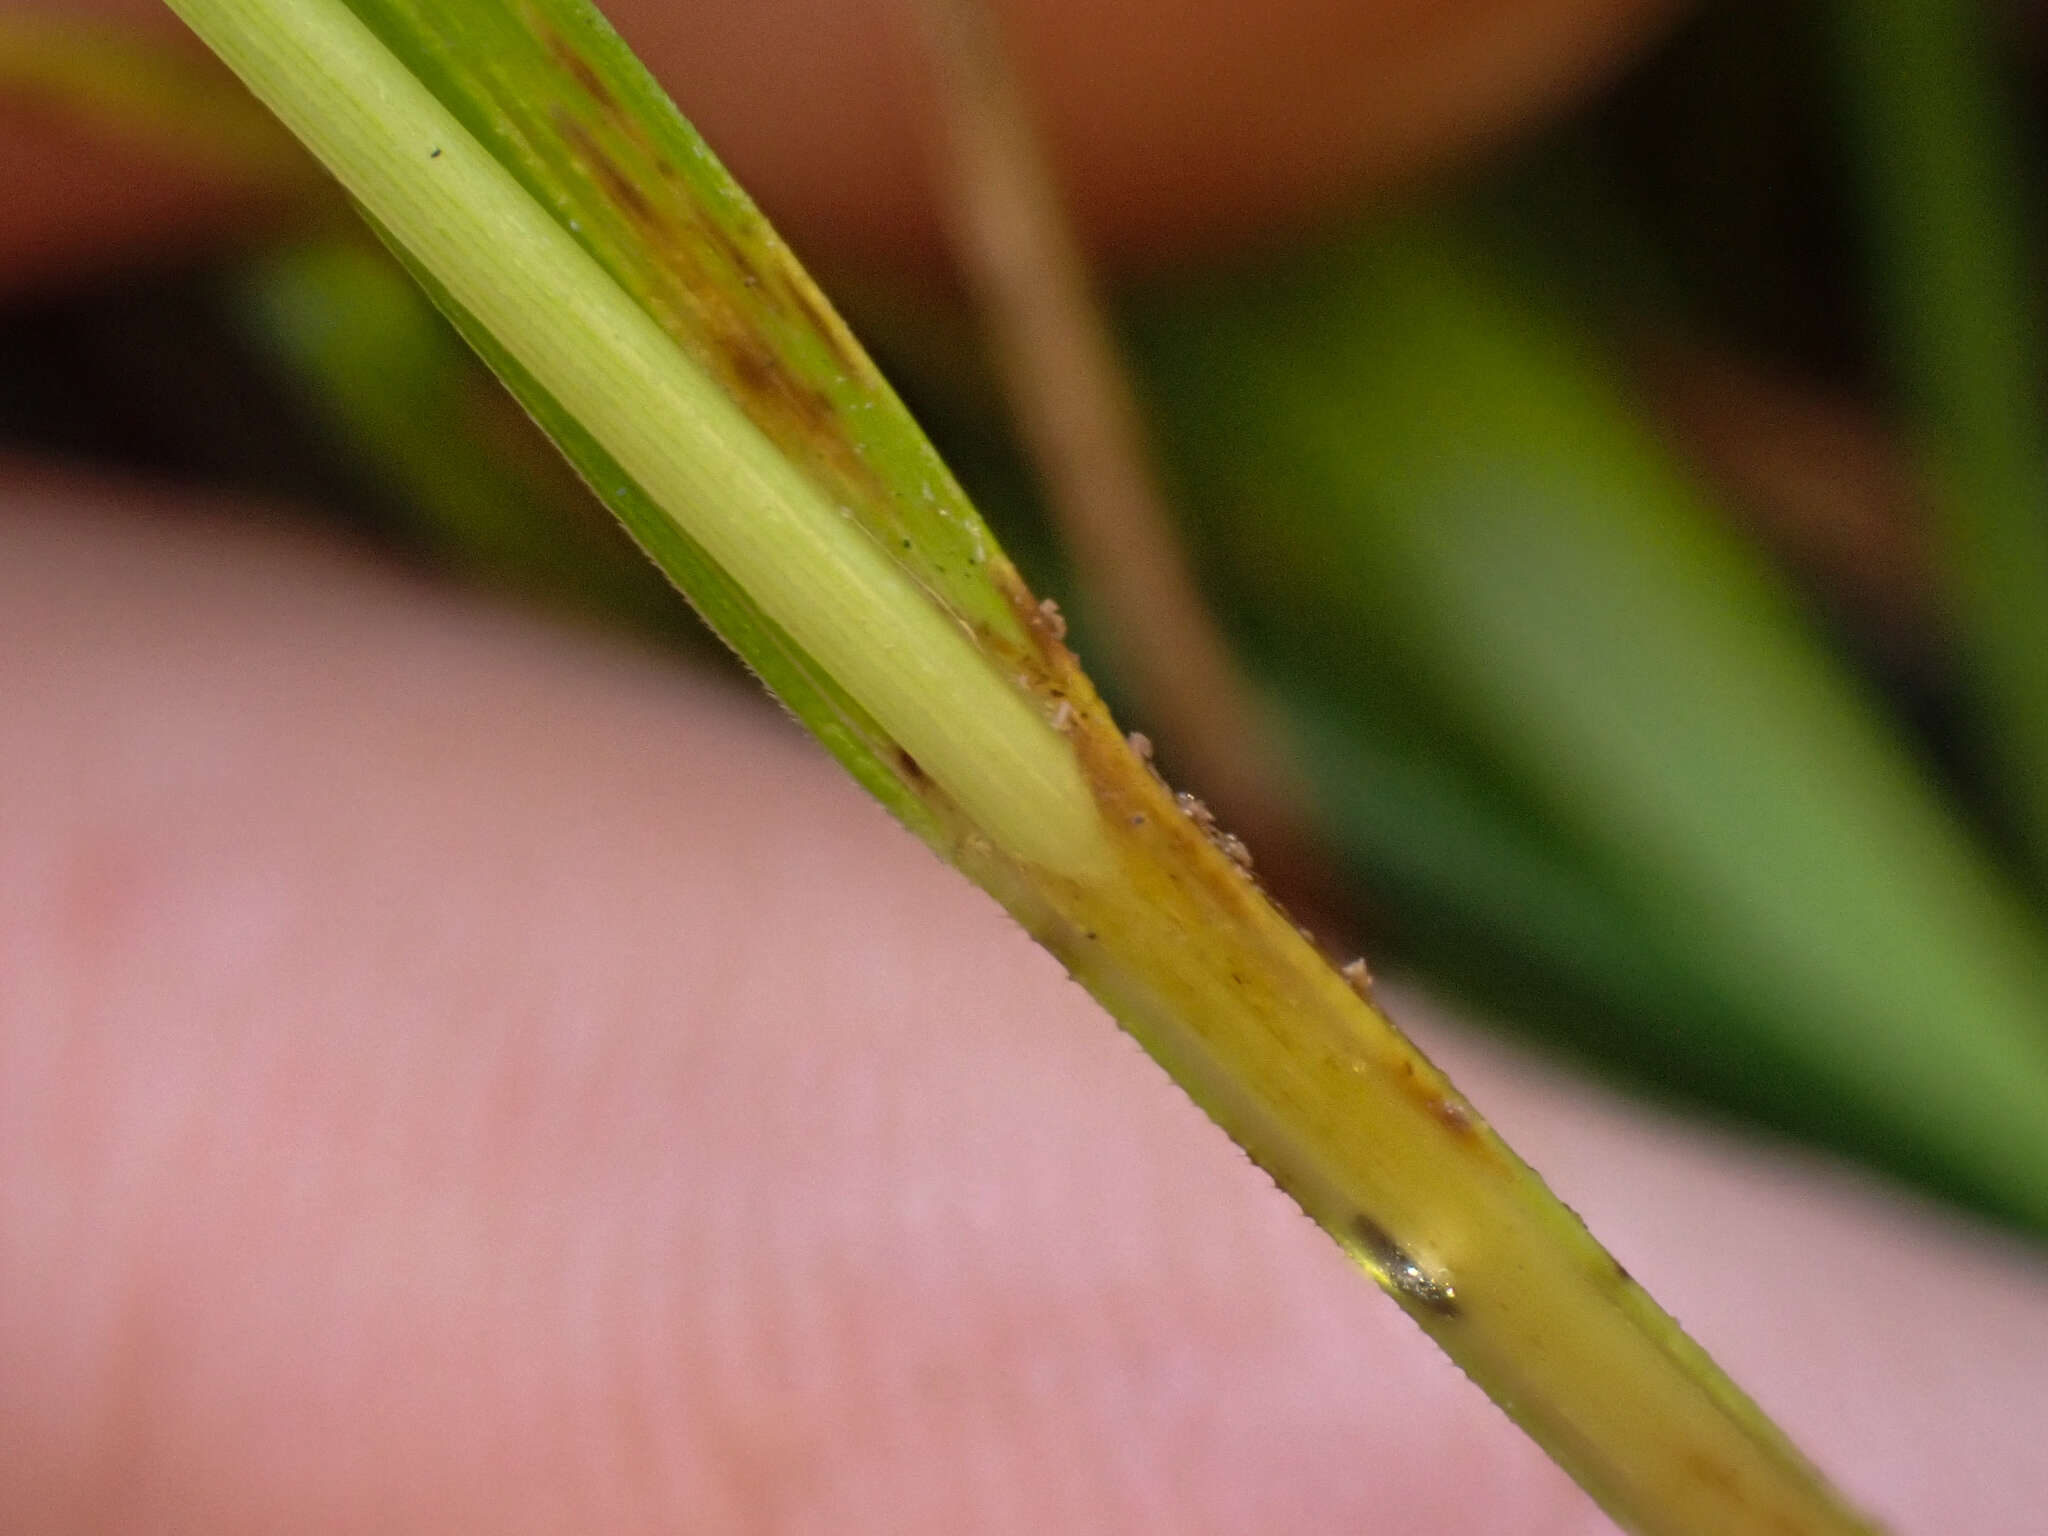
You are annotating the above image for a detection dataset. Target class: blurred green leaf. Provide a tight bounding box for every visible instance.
[1830,0,2048,891]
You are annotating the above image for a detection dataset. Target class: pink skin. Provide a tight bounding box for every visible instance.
[2,478,2046,1534]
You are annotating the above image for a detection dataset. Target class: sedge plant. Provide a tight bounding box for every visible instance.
[160,0,1902,1530]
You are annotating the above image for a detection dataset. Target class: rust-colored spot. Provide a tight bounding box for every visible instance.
[895,748,928,785]
[1384,1052,1493,1155]
[989,562,1071,675]
[744,356,837,436]
[537,21,619,112]
[598,155,658,227]
[554,112,662,233]
[716,336,775,397]
[1427,1094,1477,1140]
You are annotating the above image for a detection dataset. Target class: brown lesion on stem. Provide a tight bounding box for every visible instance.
[1389,1048,1489,1151]
[537,22,617,113]
[544,106,853,454]
[1427,1093,1478,1139]
[518,7,1020,643]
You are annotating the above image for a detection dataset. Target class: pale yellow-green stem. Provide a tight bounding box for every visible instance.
[165,0,1886,1529]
